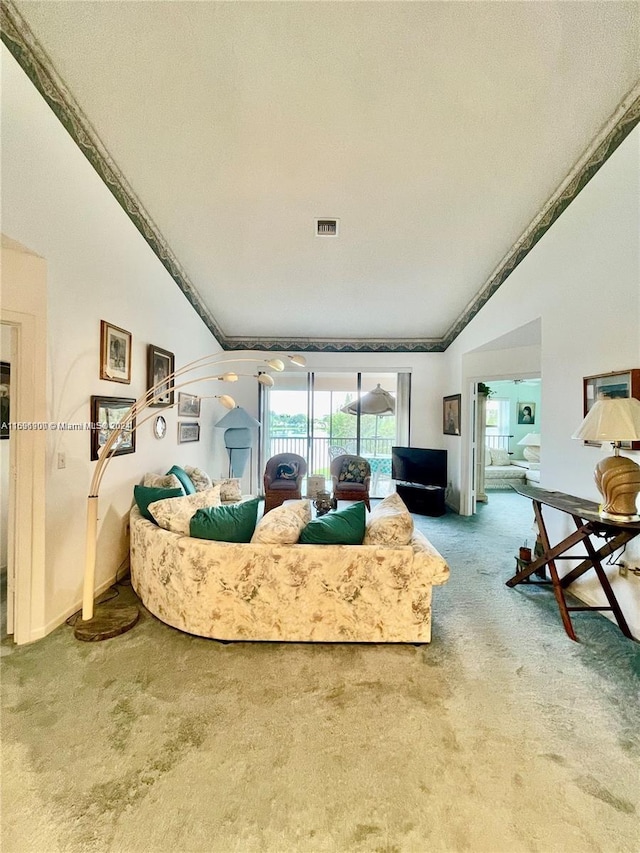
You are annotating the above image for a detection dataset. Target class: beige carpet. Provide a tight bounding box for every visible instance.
[2,493,639,852]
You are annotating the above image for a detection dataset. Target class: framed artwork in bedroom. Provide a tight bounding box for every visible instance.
[517,402,536,425]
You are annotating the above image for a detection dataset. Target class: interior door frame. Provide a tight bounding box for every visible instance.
[1,313,46,643]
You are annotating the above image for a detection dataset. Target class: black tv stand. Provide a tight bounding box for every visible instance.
[395,482,446,517]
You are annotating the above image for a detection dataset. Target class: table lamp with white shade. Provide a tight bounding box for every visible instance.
[572,396,640,523]
[517,432,541,463]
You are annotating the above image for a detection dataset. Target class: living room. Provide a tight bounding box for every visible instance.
[1,0,639,645]
[0,4,640,853]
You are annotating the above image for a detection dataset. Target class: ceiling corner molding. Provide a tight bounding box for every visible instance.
[441,82,640,350]
[3,0,638,355]
[1,0,226,344]
[222,336,446,354]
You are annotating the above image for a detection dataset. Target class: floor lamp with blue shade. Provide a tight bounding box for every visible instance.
[215,406,261,478]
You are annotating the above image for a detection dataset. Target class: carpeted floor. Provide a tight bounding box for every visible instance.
[1,493,639,853]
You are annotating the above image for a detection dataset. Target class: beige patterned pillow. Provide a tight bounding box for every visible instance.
[363,492,414,546]
[491,448,510,466]
[251,500,311,544]
[183,465,213,492]
[142,472,184,492]
[148,485,222,535]
[211,478,242,502]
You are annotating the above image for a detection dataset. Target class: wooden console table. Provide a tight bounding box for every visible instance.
[507,484,640,642]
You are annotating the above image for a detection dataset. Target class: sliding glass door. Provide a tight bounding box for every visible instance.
[261,371,409,498]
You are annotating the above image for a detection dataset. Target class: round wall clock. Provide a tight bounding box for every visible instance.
[153,415,167,439]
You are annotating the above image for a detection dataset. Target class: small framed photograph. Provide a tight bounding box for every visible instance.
[443,394,461,436]
[178,421,200,444]
[100,321,132,383]
[1,361,10,439]
[178,392,201,417]
[517,402,536,426]
[147,345,175,407]
[583,369,640,449]
[90,396,136,461]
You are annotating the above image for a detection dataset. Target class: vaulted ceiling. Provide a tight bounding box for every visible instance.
[2,1,639,352]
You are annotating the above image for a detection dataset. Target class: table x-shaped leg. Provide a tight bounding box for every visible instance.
[506,500,635,641]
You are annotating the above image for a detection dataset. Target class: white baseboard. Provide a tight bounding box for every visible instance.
[37,575,121,642]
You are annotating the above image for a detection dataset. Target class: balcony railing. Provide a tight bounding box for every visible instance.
[267,435,394,479]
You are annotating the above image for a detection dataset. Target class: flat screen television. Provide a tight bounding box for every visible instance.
[391,446,447,489]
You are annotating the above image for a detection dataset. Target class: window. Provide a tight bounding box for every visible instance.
[261,372,410,498]
[486,397,510,435]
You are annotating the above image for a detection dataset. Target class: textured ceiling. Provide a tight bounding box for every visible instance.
[3,1,640,351]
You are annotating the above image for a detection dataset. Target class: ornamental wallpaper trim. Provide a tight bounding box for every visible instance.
[2,1,638,354]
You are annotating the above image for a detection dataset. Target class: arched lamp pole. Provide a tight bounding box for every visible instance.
[77,353,306,640]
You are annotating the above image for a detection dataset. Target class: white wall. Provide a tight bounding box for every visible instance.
[1,48,237,637]
[444,125,640,636]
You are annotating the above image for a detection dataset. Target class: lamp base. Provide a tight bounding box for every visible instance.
[523,446,540,463]
[599,510,640,524]
[73,601,140,641]
[595,454,640,524]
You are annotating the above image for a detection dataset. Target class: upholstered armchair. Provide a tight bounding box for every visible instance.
[330,454,371,511]
[263,453,308,513]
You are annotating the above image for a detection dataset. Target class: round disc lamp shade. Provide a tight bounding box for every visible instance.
[215,406,260,478]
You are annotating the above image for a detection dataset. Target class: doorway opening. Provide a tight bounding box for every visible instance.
[474,377,542,510]
[1,323,15,642]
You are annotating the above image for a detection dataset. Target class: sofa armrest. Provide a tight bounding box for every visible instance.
[410,528,450,586]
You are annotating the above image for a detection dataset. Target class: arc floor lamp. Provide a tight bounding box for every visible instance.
[76,352,306,641]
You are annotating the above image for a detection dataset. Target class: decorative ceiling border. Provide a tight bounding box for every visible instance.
[221,336,447,354]
[2,0,638,354]
[1,0,226,345]
[441,82,640,350]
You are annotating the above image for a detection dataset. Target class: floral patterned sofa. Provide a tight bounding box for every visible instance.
[130,493,450,644]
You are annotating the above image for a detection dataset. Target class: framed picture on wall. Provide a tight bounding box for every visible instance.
[583,369,640,450]
[443,394,461,436]
[100,321,132,384]
[147,344,175,407]
[178,392,201,417]
[178,422,200,444]
[90,396,136,461]
[517,402,536,425]
[0,361,9,439]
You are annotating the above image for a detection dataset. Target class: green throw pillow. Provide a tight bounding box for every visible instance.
[134,485,184,523]
[299,501,366,545]
[190,498,262,543]
[166,465,197,496]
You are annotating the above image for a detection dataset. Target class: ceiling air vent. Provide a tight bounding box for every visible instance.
[315,218,339,237]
